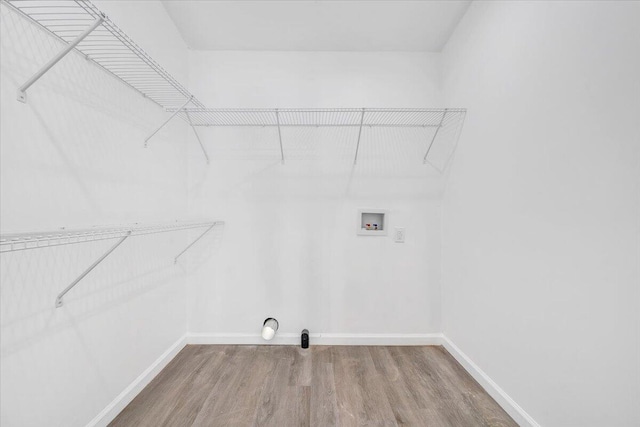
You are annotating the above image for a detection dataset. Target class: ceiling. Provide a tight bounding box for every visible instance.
[162,1,471,52]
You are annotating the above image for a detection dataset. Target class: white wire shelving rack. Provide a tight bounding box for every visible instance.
[0,220,224,307]
[3,0,210,161]
[3,0,467,169]
[169,107,467,168]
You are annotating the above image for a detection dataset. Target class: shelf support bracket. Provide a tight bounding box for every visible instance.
[145,96,194,147]
[174,223,217,264]
[275,109,285,164]
[17,14,105,103]
[353,108,366,165]
[55,231,131,308]
[185,111,210,164]
[423,108,448,164]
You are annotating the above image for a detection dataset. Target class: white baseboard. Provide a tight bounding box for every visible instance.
[310,333,444,346]
[86,334,188,427]
[441,335,540,427]
[187,332,444,346]
[87,332,537,427]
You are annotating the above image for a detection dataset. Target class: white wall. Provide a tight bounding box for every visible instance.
[7,1,637,425]
[441,2,640,426]
[186,51,446,340]
[0,2,190,426]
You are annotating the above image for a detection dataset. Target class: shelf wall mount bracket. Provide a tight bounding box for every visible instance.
[423,108,448,165]
[353,108,366,165]
[55,230,131,308]
[17,13,105,103]
[145,95,194,147]
[185,111,210,164]
[174,223,217,264]
[275,109,285,164]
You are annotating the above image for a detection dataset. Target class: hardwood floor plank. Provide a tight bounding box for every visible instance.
[158,346,236,427]
[332,346,397,426]
[310,361,338,426]
[109,345,209,427]
[386,346,451,408]
[254,358,311,427]
[110,345,518,427]
[369,346,429,425]
[191,346,275,427]
[331,347,364,426]
[289,347,312,386]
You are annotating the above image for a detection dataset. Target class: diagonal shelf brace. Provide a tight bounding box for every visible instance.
[55,231,131,308]
[353,108,366,165]
[185,111,210,164]
[275,109,285,164]
[17,14,105,103]
[423,108,448,164]
[174,223,217,264]
[145,96,194,147]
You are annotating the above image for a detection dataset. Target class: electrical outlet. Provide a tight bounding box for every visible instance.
[394,227,405,243]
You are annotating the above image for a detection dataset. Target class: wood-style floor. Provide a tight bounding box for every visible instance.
[110,345,518,427]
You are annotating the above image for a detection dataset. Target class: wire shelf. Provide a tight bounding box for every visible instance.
[167,108,467,169]
[0,220,223,253]
[3,0,467,169]
[171,108,467,128]
[4,0,204,109]
[1,220,223,307]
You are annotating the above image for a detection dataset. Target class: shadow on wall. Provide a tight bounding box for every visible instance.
[0,4,187,231]
[0,225,224,358]
[0,4,203,426]
[188,125,456,202]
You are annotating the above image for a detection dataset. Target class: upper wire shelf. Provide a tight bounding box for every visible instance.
[3,0,467,168]
[171,108,467,128]
[4,0,204,110]
[0,220,223,253]
[168,108,467,169]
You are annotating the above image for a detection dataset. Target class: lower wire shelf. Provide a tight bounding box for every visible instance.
[0,220,224,307]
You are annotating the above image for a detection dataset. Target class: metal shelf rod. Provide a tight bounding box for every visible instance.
[55,231,130,308]
[174,223,218,264]
[186,111,210,164]
[275,109,285,164]
[145,95,193,147]
[353,108,365,165]
[423,108,448,164]
[17,12,104,103]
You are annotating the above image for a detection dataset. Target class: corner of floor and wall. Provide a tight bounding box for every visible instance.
[439,2,639,427]
[1,1,639,427]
